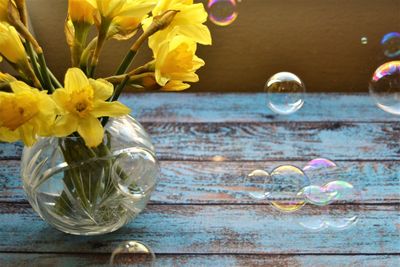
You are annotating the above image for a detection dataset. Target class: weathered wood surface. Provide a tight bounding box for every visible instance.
[1,160,399,204]
[1,122,400,161]
[2,254,399,267]
[121,93,400,123]
[0,93,399,266]
[0,203,398,254]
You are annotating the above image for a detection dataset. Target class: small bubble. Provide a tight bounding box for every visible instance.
[381,32,400,58]
[369,61,400,115]
[110,241,155,266]
[244,169,270,199]
[265,72,306,115]
[361,37,368,45]
[208,0,238,26]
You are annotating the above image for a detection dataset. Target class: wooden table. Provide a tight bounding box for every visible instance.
[1,93,399,266]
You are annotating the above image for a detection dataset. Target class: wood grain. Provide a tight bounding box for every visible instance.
[1,160,399,204]
[121,93,399,123]
[2,254,399,267]
[0,203,398,254]
[1,122,400,161]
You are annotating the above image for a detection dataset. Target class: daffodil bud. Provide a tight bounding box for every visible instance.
[0,22,27,64]
[68,0,97,25]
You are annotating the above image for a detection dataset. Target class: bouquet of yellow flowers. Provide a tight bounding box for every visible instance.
[0,0,211,235]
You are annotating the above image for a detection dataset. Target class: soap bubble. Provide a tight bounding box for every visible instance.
[110,241,155,266]
[208,0,238,26]
[244,169,270,199]
[301,185,338,206]
[361,37,368,45]
[303,158,340,183]
[298,180,360,231]
[269,165,310,212]
[265,72,306,115]
[381,32,400,58]
[369,61,400,115]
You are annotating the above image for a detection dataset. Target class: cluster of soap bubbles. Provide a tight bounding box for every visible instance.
[207,0,239,26]
[265,72,306,115]
[244,158,360,230]
[110,241,155,266]
[369,32,400,115]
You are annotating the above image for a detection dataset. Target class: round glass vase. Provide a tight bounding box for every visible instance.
[21,115,159,235]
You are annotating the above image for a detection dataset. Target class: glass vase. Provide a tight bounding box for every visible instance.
[21,115,159,235]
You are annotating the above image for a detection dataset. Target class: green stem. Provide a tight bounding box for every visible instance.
[24,42,44,86]
[47,68,63,89]
[115,50,137,75]
[37,53,54,92]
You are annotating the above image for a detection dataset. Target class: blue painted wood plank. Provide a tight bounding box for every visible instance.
[0,203,398,254]
[1,254,399,267]
[1,122,399,161]
[120,93,400,123]
[1,160,398,204]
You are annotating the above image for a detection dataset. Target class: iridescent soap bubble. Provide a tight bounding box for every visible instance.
[369,61,400,115]
[303,158,340,183]
[265,72,306,115]
[381,32,400,58]
[301,185,338,206]
[298,180,360,231]
[110,241,155,266]
[244,169,270,199]
[325,180,356,201]
[208,0,238,27]
[269,165,310,212]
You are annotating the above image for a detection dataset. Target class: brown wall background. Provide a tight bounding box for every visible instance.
[13,0,400,92]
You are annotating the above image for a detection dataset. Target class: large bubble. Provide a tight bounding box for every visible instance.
[208,0,238,26]
[268,165,310,212]
[265,72,306,115]
[369,61,400,115]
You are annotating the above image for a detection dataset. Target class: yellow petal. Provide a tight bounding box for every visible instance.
[91,100,130,118]
[52,89,70,111]
[77,115,104,147]
[64,68,89,92]
[162,80,190,91]
[0,127,19,143]
[174,24,212,45]
[10,81,36,94]
[54,114,78,137]
[89,78,114,100]
[18,124,36,146]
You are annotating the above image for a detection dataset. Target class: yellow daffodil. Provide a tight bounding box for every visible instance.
[0,81,56,146]
[53,68,130,147]
[143,0,211,53]
[154,35,205,91]
[95,0,157,40]
[0,22,28,64]
[68,0,97,25]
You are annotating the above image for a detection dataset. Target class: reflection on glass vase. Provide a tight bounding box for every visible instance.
[21,115,159,235]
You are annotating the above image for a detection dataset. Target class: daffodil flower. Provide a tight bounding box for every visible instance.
[53,68,130,147]
[93,0,156,40]
[154,35,205,90]
[143,0,212,53]
[0,81,56,146]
